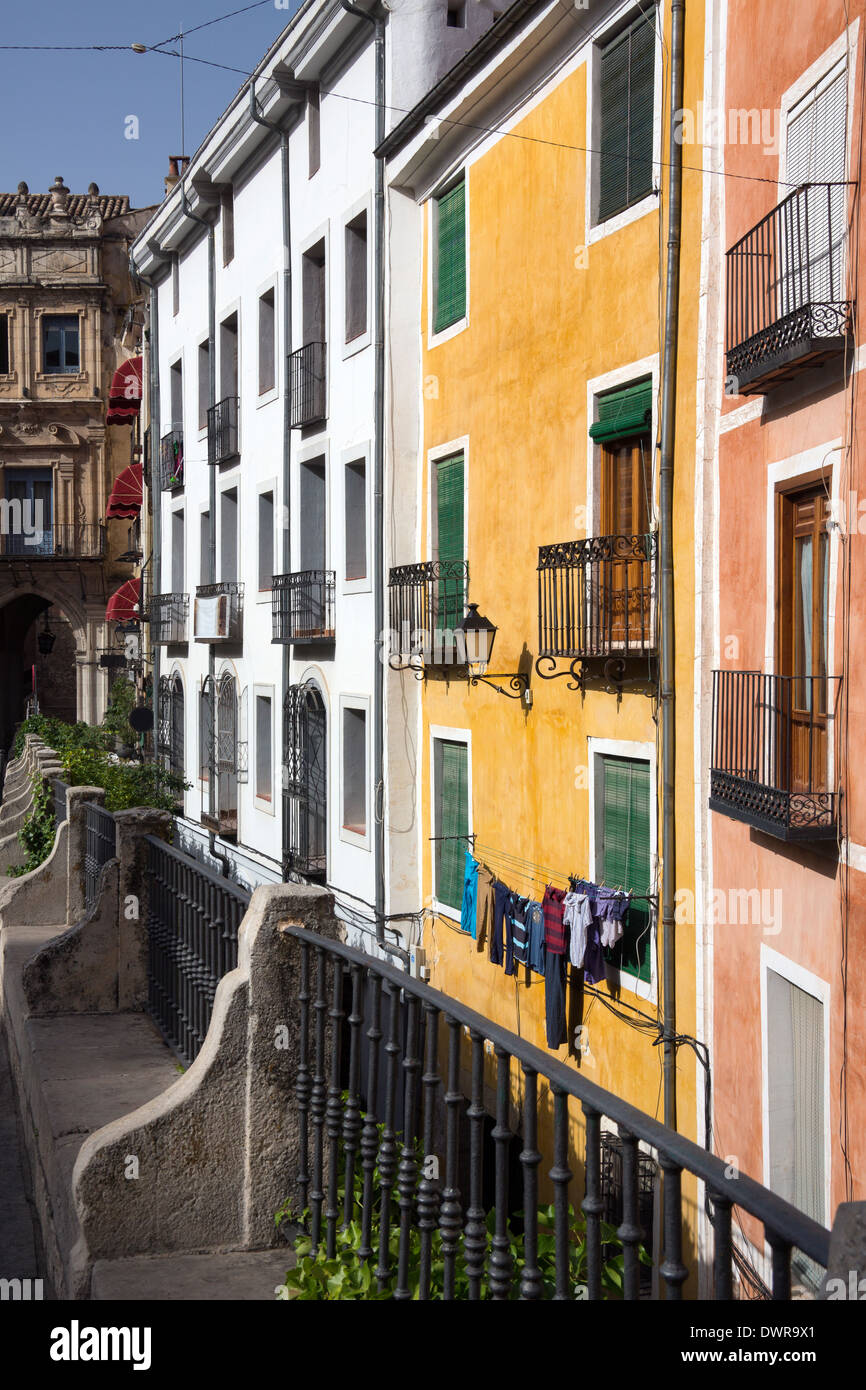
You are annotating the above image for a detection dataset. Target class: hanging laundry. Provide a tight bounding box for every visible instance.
[526,899,546,975]
[545,951,567,1048]
[476,863,495,954]
[542,884,568,955]
[574,878,606,985]
[564,890,593,970]
[460,852,479,939]
[596,886,632,948]
[490,879,514,973]
[511,896,530,968]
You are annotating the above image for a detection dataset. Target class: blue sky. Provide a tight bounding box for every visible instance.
[0,0,304,209]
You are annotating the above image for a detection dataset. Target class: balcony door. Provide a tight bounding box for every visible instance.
[777,485,830,795]
[432,452,465,634]
[780,62,847,321]
[4,469,53,555]
[597,405,652,649]
[284,682,327,880]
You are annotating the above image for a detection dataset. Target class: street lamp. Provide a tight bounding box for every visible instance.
[37,615,56,655]
[456,604,532,706]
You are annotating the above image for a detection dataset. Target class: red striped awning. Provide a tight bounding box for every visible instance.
[106,577,141,624]
[107,356,142,425]
[106,463,143,519]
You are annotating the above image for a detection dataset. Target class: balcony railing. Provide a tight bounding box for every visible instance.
[290,341,327,428]
[726,182,852,394]
[388,561,469,667]
[159,429,184,490]
[84,802,117,913]
[710,669,841,841]
[193,581,243,642]
[150,592,189,644]
[207,395,239,464]
[272,570,335,644]
[0,523,105,560]
[538,534,656,660]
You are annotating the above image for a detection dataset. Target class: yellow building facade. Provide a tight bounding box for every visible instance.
[384,0,710,1232]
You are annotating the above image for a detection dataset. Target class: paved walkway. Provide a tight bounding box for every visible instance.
[0,1023,48,1295]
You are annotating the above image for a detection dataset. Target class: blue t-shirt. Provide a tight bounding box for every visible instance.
[460,853,479,938]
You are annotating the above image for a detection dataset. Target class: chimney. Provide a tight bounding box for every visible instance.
[164,156,190,199]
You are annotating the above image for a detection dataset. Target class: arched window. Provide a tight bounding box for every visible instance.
[283,681,327,880]
[200,671,238,840]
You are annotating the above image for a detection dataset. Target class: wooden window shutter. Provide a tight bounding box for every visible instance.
[434,179,466,332]
[435,740,469,912]
[435,453,465,562]
[590,379,653,443]
[598,10,656,223]
[601,756,652,983]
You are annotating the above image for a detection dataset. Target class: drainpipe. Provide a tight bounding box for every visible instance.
[659,0,685,1131]
[249,79,293,890]
[341,0,387,948]
[179,180,223,873]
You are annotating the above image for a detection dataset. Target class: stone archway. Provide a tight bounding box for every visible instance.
[0,582,94,749]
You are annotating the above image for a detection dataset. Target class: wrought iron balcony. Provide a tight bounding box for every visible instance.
[0,523,105,560]
[289,341,327,428]
[272,570,335,644]
[537,534,656,662]
[726,183,852,395]
[207,395,239,464]
[387,560,469,667]
[159,429,184,490]
[193,580,243,642]
[150,592,189,644]
[710,669,841,841]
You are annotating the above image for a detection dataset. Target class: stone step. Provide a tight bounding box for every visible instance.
[90,1247,296,1301]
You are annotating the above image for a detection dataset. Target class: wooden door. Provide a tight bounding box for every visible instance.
[599,435,651,648]
[777,486,830,793]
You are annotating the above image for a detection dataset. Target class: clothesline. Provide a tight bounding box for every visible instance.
[431,834,658,903]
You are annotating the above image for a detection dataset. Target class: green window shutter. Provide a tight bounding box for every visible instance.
[589,378,653,443]
[598,10,656,223]
[601,756,652,983]
[434,739,469,913]
[434,180,466,332]
[435,453,466,629]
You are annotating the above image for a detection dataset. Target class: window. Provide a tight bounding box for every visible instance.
[221,187,235,265]
[199,684,212,782]
[777,484,831,792]
[172,257,179,315]
[171,509,185,594]
[433,452,466,629]
[4,468,53,555]
[284,682,327,879]
[597,754,652,984]
[200,510,213,586]
[0,315,9,374]
[302,241,326,345]
[258,490,274,591]
[220,488,238,583]
[256,694,272,803]
[220,313,239,399]
[344,212,368,343]
[433,178,466,333]
[342,705,367,836]
[308,87,320,177]
[784,63,847,312]
[299,458,326,571]
[344,459,367,582]
[433,736,469,914]
[258,289,276,394]
[42,314,79,374]
[446,0,466,25]
[198,340,210,430]
[590,379,653,644]
[766,966,825,1284]
[597,9,656,224]
[169,359,183,433]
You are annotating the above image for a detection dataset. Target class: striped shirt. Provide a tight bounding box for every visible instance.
[542,885,568,956]
[511,896,530,967]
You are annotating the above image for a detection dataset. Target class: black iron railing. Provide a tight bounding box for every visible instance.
[272,571,335,644]
[290,341,327,428]
[726,183,852,393]
[388,561,469,666]
[207,395,239,464]
[710,669,841,840]
[281,925,830,1300]
[159,429,184,490]
[84,801,117,911]
[52,778,69,831]
[0,523,105,560]
[143,835,250,1065]
[150,592,189,644]
[193,581,243,642]
[283,682,327,880]
[538,535,656,660]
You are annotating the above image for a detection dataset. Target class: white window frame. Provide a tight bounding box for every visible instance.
[587,736,658,1003]
[295,440,330,573]
[297,220,330,370]
[585,0,663,246]
[217,480,241,586]
[341,194,372,360]
[429,724,472,923]
[167,350,185,438]
[253,683,275,815]
[256,273,280,409]
[169,503,186,595]
[256,478,278,604]
[342,442,372,594]
[197,333,210,441]
[759,944,831,1232]
[339,693,371,850]
[586,354,659,536]
[217,296,242,455]
[426,436,469,562]
[427,168,469,349]
[777,24,859,199]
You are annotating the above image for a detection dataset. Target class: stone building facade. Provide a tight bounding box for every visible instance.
[0,177,154,748]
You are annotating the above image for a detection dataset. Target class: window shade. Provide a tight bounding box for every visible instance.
[435,739,469,912]
[435,453,465,630]
[598,10,656,223]
[434,180,466,332]
[590,379,653,442]
[601,755,652,983]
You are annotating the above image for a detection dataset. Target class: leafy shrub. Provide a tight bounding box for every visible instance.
[6,777,57,877]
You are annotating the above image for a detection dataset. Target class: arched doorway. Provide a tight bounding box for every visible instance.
[0,590,83,748]
[157,672,185,779]
[201,670,239,840]
[283,681,327,881]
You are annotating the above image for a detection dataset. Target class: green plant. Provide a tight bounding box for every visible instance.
[275,1122,650,1300]
[7,776,57,877]
[101,677,138,741]
[12,714,108,760]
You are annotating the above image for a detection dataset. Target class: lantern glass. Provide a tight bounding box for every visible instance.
[459,603,497,677]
